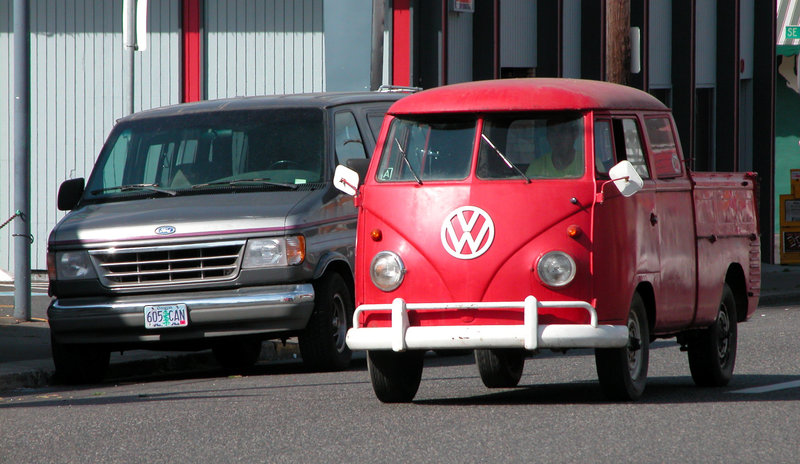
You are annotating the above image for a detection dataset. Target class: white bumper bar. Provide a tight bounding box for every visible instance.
[346,296,629,352]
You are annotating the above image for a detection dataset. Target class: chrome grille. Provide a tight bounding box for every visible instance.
[89,240,245,288]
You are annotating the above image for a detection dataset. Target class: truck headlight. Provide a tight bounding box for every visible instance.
[537,251,576,287]
[55,251,97,280]
[371,251,405,291]
[243,236,305,268]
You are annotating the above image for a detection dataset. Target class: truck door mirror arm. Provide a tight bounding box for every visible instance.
[595,160,644,204]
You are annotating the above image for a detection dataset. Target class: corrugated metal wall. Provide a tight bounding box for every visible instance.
[648,0,672,89]
[0,3,12,275]
[500,0,536,69]
[695,0,717,87]
[205,0,325,98]
[562,0,582,78]
[447,11,472,84]
[0,1,180,272]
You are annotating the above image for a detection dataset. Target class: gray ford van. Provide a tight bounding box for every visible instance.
[47,91,407,383]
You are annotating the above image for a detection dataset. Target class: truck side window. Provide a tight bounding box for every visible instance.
[613,118,650,179]
[644,116,683,178]
[334,111,368,166]
[594,120,614,175]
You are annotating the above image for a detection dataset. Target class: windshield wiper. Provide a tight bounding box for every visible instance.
[91,183,177,196]
[192,178,299,190]
[395,138,422,185]
[480,133,531,183]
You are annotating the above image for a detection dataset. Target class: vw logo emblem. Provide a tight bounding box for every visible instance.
[155,225,176,235]
[440,206,495,260]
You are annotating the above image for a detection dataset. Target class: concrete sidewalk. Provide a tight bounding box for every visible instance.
[1,263,799,392]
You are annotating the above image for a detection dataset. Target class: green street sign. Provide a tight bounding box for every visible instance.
[787,26,800,40]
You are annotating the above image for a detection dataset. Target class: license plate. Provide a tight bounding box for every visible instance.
[144,304,188,329]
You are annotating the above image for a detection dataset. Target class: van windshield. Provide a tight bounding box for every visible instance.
[477,113,584,180]
[84,108,325,200]
[376,116,476,182]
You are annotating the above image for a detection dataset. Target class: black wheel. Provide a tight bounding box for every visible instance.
[212,338,262,370]
[51,336,110,385]
[299,273,354,371]
[688,283,738,387]
[474,349,525,388]
[367,350,425,403]
[595,292,650,400]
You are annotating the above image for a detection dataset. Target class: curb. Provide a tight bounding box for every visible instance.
[0,340,301,393]
[757,291,800,308]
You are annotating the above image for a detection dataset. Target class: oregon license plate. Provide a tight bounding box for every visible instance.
[144,304,188,329]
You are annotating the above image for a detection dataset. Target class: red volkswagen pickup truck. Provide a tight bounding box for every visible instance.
[333,78,760,402]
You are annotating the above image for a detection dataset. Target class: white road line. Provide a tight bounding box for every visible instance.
[730,380,800,394]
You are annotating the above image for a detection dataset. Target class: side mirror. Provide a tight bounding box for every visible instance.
[333,165,360,196]
[608,160,643,197]
[58,178,85,211]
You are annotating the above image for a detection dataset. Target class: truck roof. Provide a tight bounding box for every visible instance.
[388,78,668,115]
[119,91,409,122]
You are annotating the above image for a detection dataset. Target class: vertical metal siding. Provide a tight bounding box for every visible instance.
[695,0,717,87]
[562,0,582,78]
[500,0,536,69]
[0,1,180,272]
[0,1,12,274]
[740,0,754,80]
[447,11,472,84]
[648,0,672,89]
[205,0,325,99]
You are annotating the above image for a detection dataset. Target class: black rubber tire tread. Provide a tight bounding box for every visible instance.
[212,338,262,370]
[51,336,110,385]
[688,283,738,387]
[367,350,425,403]
[595,292,650,401]
[474,348,525,388]
[299,273,354,371]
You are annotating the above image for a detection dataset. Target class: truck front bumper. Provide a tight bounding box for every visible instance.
[48,284,314,346]
[346,296,629,352]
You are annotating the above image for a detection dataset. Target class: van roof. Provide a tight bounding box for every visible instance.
[388,78,668,115]
[119,91,409,122]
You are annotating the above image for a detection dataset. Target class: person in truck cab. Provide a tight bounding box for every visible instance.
[525,115,583,178]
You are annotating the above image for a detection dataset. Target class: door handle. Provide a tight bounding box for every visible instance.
[650,212,658,226]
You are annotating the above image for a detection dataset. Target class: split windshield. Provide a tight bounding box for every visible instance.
[376,112,584,182]
[84,108,325,200]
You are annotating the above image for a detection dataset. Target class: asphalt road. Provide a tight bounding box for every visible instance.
[1,305,798,463]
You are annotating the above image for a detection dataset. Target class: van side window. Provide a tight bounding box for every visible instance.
[334,111,368,166]
[613,118,650,179]
[594,120,614,175]
[644,116,683,178]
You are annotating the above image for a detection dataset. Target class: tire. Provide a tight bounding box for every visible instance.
[212,338,262,370]
[299,273,354,371]
[474,349,525,388]
[595,292,650,400]
[367,350,425,403]
[51,336,110,385]
[688,283,737,387]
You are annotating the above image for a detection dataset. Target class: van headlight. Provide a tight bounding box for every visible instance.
[537,251,576,287]
[243,236,305,268]
[55,251,97,280]
[371,251,405,291]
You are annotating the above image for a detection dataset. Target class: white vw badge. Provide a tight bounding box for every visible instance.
[440,206,495,259]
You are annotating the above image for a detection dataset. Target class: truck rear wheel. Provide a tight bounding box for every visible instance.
[475,348,525,388]
[688,283,737,387]
[367,350,425,403]
[299,273,354,371]
[51,336,110,385]
[595,293,649,400]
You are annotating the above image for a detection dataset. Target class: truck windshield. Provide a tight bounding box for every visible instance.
[477,113,584,179]
[84,108,324,200]
[376,116,475,182]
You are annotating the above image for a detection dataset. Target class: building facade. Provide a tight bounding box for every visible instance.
[0,0,777,272]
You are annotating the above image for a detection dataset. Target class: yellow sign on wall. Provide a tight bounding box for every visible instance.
[780,169,800,264]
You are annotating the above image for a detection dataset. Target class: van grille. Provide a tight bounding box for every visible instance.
[89,240,245,288]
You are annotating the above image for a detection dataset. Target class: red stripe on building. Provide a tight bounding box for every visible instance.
[183,0,201,102]
[392,0,411,87]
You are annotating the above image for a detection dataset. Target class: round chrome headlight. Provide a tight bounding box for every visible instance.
[370,251,405,292]
[537,251,576,287]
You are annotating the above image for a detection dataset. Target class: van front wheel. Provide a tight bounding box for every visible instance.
[367,350,425,403]
[299,273,354,371]
[595,293,649,400]
[475,348,525,388]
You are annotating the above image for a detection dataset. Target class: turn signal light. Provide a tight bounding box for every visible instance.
[567,225,582,238]
[370,229,383,241]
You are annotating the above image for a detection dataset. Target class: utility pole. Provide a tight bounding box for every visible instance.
[606,0,631,85]
[13,0,31,322]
